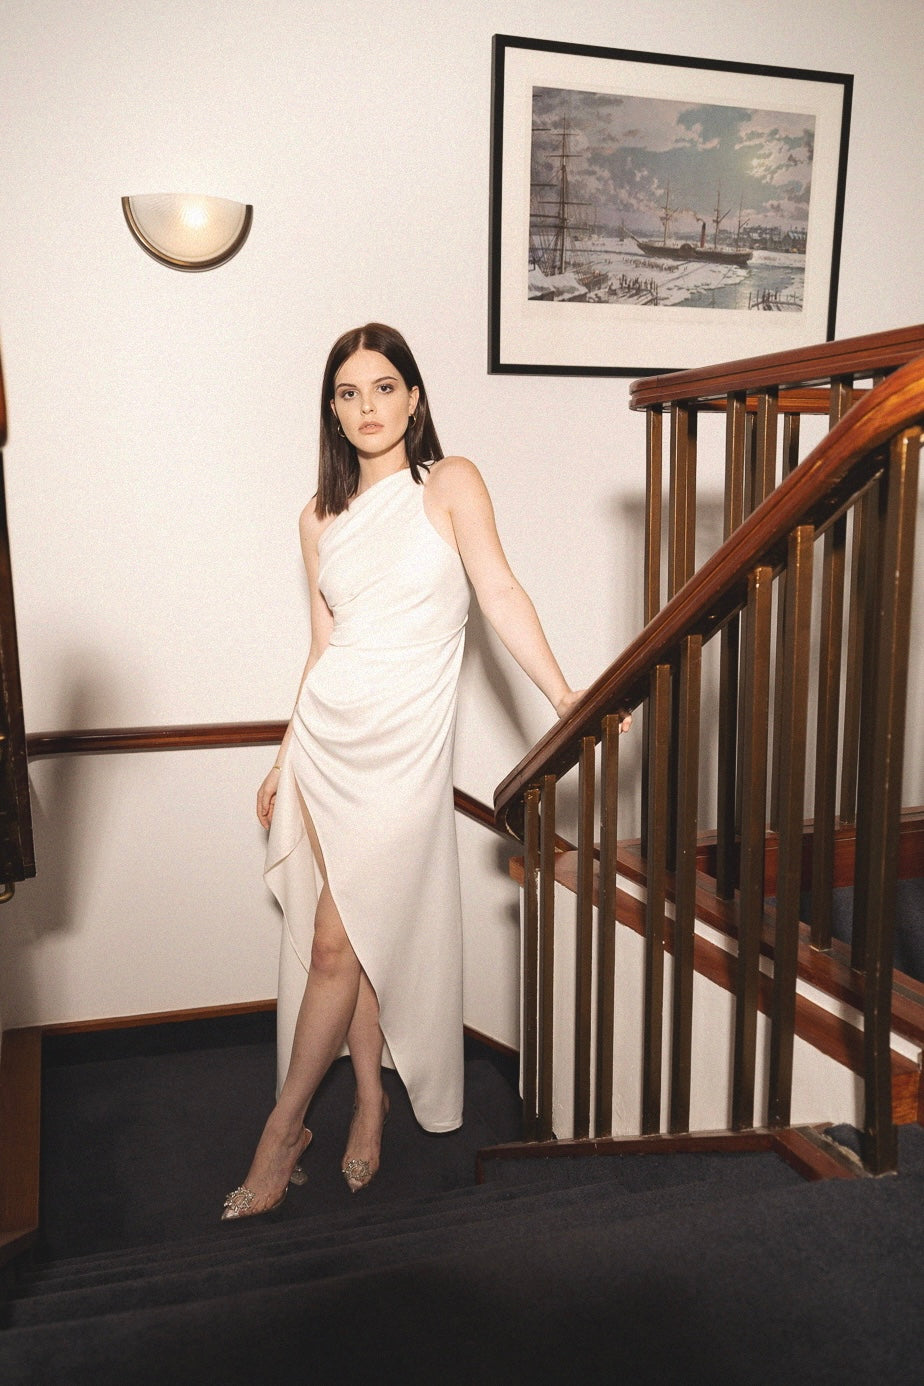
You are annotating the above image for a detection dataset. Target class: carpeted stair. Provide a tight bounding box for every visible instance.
[2,1021,923,1384]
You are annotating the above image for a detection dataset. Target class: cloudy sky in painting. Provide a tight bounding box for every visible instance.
[531,86,815,235]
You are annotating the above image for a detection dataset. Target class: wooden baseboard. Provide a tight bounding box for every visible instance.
[38,998,277,1036]
[0,1027,41,1270]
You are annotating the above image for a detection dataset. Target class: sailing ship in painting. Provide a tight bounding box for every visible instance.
[632,185,752,268]
[529,116,806,312]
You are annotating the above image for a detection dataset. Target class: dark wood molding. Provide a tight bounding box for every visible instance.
[629,322,924,409]
[24,721,499,834]
[38,998,277,1036]
[0,1027,41,1269]
[26,721,289,759]
[476,1124,860,1184]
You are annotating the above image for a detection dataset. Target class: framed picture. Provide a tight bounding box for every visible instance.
[489,34,852,376]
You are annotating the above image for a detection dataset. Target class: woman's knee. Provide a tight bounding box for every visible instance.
[310,903,355,976]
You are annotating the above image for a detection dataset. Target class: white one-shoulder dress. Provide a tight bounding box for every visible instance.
[264,467,470,1132]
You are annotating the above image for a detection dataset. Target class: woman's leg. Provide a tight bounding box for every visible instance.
[227,882,361,1213]
[342,972,389,1188]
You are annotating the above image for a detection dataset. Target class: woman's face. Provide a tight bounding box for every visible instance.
[331,349,419,463]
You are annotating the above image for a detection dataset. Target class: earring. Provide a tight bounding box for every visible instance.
[409,411,418,426]
[336,420,345,438]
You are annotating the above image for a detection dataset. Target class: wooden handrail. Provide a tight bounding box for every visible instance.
[24,720,503,835]
[629,322,924,409]
[496,351,924,837]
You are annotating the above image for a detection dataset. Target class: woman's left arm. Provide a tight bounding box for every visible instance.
[430,456,594,720]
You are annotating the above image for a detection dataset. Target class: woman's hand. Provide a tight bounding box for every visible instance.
[555,687,633,734]
[257,765,282,829]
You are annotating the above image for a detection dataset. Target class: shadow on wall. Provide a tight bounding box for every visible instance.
[0,666,118,1023]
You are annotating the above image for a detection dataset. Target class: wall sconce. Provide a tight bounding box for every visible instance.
[121,193,253,271]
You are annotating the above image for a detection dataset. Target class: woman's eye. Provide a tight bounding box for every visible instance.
[378,383,393,394]
[339,389,355,400]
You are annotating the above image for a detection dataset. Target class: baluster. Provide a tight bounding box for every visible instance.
[809,511,847,950]
[595,715,620,1137]
[716,393,747,898]
[641,405,664,860]
[770,412,802,831]
[753,387,779,501]
[538,774,557,1141]
[855,430,919,1174]
[521,786,540,1140]
[573,738,596,1139]
[643,662,671,1134]
[851,477,883,972]
[840,486,879,825]
[668,403,697,598]
[732,565,773,1131]
[768,527,814,1127]
[669,634,702,1134]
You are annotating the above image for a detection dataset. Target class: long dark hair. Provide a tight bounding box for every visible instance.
[315,323,443,517]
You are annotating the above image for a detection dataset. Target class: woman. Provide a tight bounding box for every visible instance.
[222,323,628,1219]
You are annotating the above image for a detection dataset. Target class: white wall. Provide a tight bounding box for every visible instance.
[0,0,922,1038]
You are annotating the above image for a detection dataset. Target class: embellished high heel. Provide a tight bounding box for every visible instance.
[221,1128,312,1221]
[341,1096,389,1193]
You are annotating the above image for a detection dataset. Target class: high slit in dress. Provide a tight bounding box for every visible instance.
[264,467,470,1132]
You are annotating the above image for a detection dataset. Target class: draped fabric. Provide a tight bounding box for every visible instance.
[265,468,470,1131]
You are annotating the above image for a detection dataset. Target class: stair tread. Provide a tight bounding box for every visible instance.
[8,1158,811,1327]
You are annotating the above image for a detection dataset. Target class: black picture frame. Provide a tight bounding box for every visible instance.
[489,34,852,376]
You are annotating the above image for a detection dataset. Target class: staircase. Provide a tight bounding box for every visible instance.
[3,324,924,1382]
[2,1021,924,1384]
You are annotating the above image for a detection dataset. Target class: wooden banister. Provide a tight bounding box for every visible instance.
[629,322,924,408]
[497,331,923,1176]
[495,352,924,838]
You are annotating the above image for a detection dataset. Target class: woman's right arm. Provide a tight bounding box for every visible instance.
[257,500,334,828]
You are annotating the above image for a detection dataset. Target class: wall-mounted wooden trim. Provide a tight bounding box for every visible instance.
[24,721,501,835]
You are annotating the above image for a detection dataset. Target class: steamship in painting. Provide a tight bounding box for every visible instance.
[632,185,753,268]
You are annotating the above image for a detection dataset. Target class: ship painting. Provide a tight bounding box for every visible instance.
[633,185,753,268]
[528,86,810,312]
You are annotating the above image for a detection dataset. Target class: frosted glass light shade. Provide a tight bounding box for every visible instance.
[121,194,253,270]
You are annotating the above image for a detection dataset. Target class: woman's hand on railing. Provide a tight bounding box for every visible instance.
[257,765,282,829]
[555,687,632,733]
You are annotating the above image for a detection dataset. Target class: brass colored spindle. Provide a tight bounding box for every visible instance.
[537,774,557,1141]
[643,663,672,1134]
[809,512,847,951]
[668,403,697,598]
[753,387,779,501]
[732,565,774,1131]
[770,413,803,831]
[669,633,702,1134]
[724,393,748,537]
[641,405,664,861]
[595,715,620,1137]
[521,786,540,1140]
[856,430,919,1174]
[840,484,880,825]
[716,393,748,898]
[767,527,814,1127]
[716,614,740,899]
[851,479,884,972]
[645,405,664,624]
[573,738,596,1139]
[572,739,596,1134]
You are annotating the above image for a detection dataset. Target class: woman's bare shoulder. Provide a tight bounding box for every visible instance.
[427,455,486,499]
